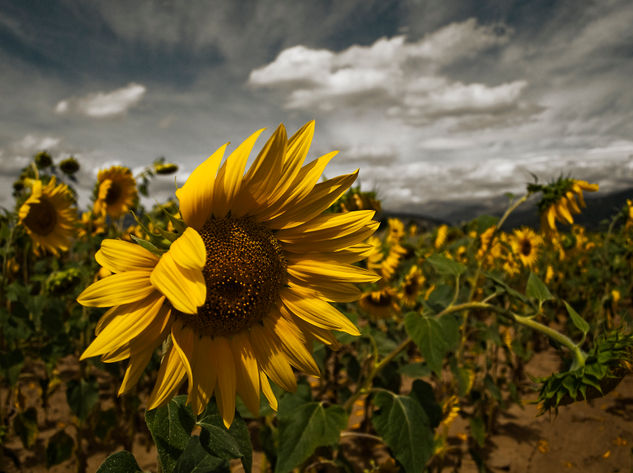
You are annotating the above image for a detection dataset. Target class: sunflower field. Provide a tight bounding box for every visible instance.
[1,123,632,473]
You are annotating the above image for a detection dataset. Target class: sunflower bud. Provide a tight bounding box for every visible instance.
[154,163,179,175]
[60,157,80,175]
[34,151,53,169]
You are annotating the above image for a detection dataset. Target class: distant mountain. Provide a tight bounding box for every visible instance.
[380,187,633,231]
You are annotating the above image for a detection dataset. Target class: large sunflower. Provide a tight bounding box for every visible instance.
[18,177,77,255]
[93,165,137,218]
[78,122,379,427]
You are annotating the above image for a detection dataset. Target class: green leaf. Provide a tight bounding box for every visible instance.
[198,399,253,473]
[96,451,143,473]
[563,301,590,336]
[425,254,466,277]
[145,395,196,473]
[469,416,486,447]
[173,436,229,473]
[405,312,456,376]
[398,362,431,379]
[66,377,99,422]
[526,272,552,304]
[46,430,74,468]
[275,401,347,473]
[371,391,433,472]
[409,380,442,429]
[13,407,38,448]
[484,272,528,304]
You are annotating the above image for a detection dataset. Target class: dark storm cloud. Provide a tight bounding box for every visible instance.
[1,0,632,214]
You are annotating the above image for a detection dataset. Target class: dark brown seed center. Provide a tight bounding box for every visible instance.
[521,239,532,256]
[24,196,57,236]
[104,180,122,205]
[181,217,287,336]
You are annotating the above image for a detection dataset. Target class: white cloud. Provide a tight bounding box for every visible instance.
[55,83,147,118]
[12,134,61,153]
[248,19,528,126]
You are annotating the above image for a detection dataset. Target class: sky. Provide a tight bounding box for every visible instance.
[1,0,633,219]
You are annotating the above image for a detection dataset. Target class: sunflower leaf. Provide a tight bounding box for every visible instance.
[405,312,458,376]
[371,391,434,472]
[425,254,466,277]
[46,430,74,468]
[198,400,253,473]
[173,436,229,473]
[96,451,143,473]
[563,300,590,337]
[145,395,196,473]
[275,399,347,473]
[526,272,552,304]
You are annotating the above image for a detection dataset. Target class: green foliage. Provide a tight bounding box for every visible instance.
[371,391,434,472]
[96,451,143,473]
[46,430,74,468]
[405,312,460,375]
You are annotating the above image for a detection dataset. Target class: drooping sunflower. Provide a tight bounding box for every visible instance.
[93,165,137,218]
[77,122,379,427]
[18,177,77,255]
[538,179,598,234]
[510,227,542,268]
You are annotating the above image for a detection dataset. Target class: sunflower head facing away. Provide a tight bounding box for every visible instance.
[78,122,379,427]
[93,165,137,219]
[18,177,77,255]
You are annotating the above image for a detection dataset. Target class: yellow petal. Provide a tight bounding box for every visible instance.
[176,144,227,230]
[287,259,380,285]
[77,271,155,307]
[266,171,358,229]
[148,345,187,410]
[230,332,260,416]
[288,278,361,302]
[168,228,206,270]
[213,129,265,218]
[281,287,360,336]
[259,372,278,411]
[96,239,159,273]
[264,311,320,376]
[210,337,236,428]
[170,320,195,391]
[250,323,297,393]
[189,336,217,415]
[242,124,288,205]
[150,252,206,314]
[118,345,155,395]
[81,293,165,360]
[277,210,375,242]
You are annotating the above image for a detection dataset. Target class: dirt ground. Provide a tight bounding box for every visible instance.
[2,350,633,473]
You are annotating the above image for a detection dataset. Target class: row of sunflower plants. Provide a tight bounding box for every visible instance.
[1,124,632,473]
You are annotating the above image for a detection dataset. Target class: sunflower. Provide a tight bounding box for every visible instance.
[359,287,400,319]
[93,165,137,219]
[77,122,379,427]
[18,177,77,255]
[539,179,598,234]
[510,227,542,268]
[400,265,424,306]
[434,224,448,249]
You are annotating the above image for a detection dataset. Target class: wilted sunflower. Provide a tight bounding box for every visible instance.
[78,122,379,427]
[538,179,598,234]
[511,227,542,268]
[93,165,137,218]
[18,177,76,255]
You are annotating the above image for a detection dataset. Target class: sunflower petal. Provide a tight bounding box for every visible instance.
[288,259,380,285]
[210,337,236,428]
[259,372,278,411]
[168,228,206,270]
[230,332,260,416]
[250,323,297,393]
[189,336,217,415]
[150,252,206,314]
[118,346,155,395]
[264,311,320,376]
[176,144,227,230]
[96,239,159,273]
[170,320,195,391]
[80,294,165,360]
[148,345,187,410]
[77,271,155,307]
[281,287,360,336]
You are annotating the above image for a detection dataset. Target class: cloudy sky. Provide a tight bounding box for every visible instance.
[1,0,633,218]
